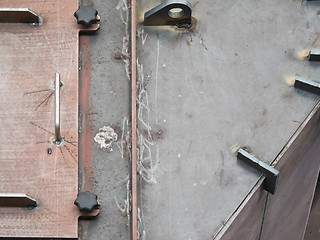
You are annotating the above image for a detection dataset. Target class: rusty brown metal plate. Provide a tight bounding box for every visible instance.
[0,0,98,238]
[214,101,320,240]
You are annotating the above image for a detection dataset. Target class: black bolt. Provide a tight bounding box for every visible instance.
[74,6,98,27]
[74,191,100,213]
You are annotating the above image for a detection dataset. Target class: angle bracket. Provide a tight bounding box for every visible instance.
[144,0,192,28]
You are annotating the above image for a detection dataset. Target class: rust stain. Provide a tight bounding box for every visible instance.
[79,35,93,191]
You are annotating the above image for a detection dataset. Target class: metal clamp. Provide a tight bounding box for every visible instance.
[144,0,192,27]
[237,148,280,194]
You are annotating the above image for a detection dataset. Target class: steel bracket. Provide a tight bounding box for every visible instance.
[0,8,42,26]
[308,50,320,62]
[237,148,280,194]
[0,193,37,208]
[144,0,192,27]
[294,75,320,95]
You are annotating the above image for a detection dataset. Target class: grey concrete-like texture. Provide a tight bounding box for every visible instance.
[80,0,131,239]
[136,0,320,239]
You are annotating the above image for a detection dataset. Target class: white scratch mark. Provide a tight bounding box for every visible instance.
[155,39,160,124]
[116,117,130,158]
[116,0,130,80]
[137,24,148,45]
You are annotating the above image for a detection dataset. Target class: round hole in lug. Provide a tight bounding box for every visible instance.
[168,8,184,18]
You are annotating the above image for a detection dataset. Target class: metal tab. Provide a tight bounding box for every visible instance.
[294,75,320,95]
[144,0,192,27]
[0,8,42,25]
[237,148,280,194]
[0,193,37,208]
[308,50,320,62]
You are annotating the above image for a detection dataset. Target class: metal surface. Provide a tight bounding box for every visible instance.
[81,0,131,238]
[304,178,320,240]
[0,8,42,24]
[0,0,83,238]
[0,193,37,208]
[136,0,320,239]
[237,148,279,194]
[260,102,320,240]
[55,72,61,143]
[144,0,192,27]
[295,75,320,95]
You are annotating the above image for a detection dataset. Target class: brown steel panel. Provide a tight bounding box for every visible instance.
[304,186,320,240]
[215,101,320,240]
[0,0,93,238]
[260,102,320,240]
[214,178,267,240]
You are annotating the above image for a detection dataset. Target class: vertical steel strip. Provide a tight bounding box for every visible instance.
[131,0,138,239]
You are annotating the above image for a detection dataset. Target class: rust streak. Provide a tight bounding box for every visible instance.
[79,35,93,191]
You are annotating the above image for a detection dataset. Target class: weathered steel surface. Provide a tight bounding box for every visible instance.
[136,0,320,239]
[0,0,81,238]
[304,184,320,240]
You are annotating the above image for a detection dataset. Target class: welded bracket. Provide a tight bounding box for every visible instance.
[144,0,192,27]
[0,8,42,25]
[307,50,320,62]
[294,75,320,95]
[0,193,37,208]
[237,148,280,194]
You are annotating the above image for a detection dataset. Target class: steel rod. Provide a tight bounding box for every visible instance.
[55,72,61,143]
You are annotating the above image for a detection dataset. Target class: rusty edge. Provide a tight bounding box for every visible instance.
[131,0,138,239]
[213,100,320,239]
[78,35,97,233]
[79,36,93,192]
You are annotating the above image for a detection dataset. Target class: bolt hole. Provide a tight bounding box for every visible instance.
[47,148,52,155]
[168,8,184,19]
